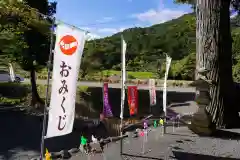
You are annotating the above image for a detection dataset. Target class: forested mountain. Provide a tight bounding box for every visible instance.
[83,13,240,81]
[84,13,196,71]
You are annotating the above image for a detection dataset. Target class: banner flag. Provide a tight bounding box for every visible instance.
[103,82,113,117]
[45,23,87,138]
[9,63,15,82]
[149,79,156,106]
[163,55,172,113]
[127,86,138,116]
[120,35,127,119]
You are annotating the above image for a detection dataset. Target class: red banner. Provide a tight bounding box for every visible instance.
[127,86,138,116]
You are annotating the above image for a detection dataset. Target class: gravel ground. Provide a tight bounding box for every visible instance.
[68,126,240,160]
[1,101,240,160]
[2,123,239,160]
[2,125,240,160]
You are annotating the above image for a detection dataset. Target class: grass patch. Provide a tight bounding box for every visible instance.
[17,69,157,80]
[89,70,157,79]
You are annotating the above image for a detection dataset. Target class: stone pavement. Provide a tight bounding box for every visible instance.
[69,124,240,160]
[69,126,196,160]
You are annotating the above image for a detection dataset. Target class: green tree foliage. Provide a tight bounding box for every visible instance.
[81,40,103,78]
[170,52,196,80]
[0,0,48,59]
[83,13,240,81]
[0,0,56,106]
[84,13,196,73]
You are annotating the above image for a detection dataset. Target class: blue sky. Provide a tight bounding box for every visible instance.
[54,0,192,39]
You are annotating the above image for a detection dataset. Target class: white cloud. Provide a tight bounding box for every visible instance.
[97,26,129,34]
[96,17,113,23]
[78,27,100,40]
[86,33,101,41]
[82,25,133,39]
[119,27,127,32]
[81,27,91,31]
[132,8,187,24]
[98,28,118,33]
[84,27,121,40]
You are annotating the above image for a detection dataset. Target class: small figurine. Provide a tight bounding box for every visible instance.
[159,119,164,126]
[154,120,158,128]
[139,131,144,137]
[80,136,88,153]
[143,121,148,129]
[45,148,51,160]
[81,136,87,146]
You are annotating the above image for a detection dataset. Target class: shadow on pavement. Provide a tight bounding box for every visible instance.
[84,87,195,117]
[172,151,238,160]
[0,111,109,159]
[169,102,191,108]
[0,111,42,159]
[0,87,195,159]
[209,129,240,140]
[121,153,163,160]
[166,133,197,138]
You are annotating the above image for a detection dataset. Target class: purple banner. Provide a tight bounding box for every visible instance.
[103,83,113,117]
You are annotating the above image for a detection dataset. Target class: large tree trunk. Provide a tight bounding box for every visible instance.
[30,68,44,107]
[196,0,240,128]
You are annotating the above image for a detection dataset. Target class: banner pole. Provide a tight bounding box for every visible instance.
[102,83,104,115]
[120,35,125,155]
[164,66,167,134]
[120,86,124,155]
[40,18,55,160]
[120,118,123,155]
[149,80,151,114]
[163,54,171,134]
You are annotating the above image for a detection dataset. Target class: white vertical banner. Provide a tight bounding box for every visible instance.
[120,35,127,119]
[163,55,172,113]
[9,63,15,82]
[149,79,156,106]
[45,23,87,138]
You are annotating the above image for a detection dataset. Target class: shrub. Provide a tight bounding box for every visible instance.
[233,62,240,82]
[0,82,89,106]
[128,74,135,79]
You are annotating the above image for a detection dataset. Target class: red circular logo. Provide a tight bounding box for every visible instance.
[59,35,78,55]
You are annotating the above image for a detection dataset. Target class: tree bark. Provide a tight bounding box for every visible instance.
[30,68,44,107]
[196,0,240,128]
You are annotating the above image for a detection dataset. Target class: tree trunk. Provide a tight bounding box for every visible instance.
[30,68,44,107]
[196,0,240,128]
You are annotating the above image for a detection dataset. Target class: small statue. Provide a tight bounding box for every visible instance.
[143,121,148,129]
[45,148,51,160]
[159,119,164,126]
[154,120,158,128]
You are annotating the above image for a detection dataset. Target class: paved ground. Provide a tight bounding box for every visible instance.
[69,125,240,160]
[2,86,240,160]
[169,101,198,116]
[1,103,240,160]
[3,125,240,160]
[70,126,193,160]
[22,79,195,92]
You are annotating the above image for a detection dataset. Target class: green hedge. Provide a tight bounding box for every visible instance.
[0,82,89,106]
